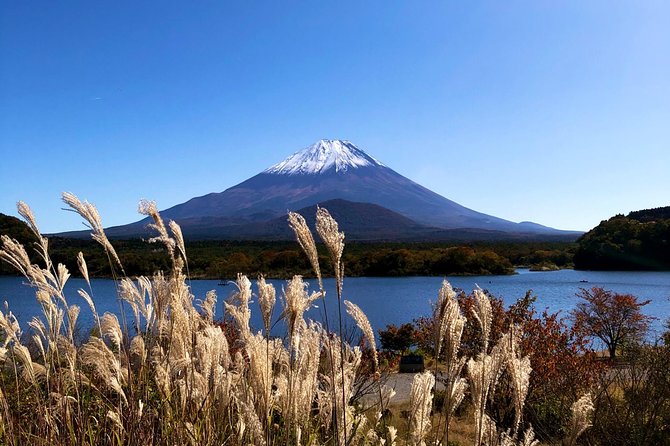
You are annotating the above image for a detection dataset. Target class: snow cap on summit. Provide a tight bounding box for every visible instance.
[265,139,384,175]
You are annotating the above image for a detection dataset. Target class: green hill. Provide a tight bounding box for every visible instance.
[627,206,670,223]
[0,213,33,241]
[574,207,670,270]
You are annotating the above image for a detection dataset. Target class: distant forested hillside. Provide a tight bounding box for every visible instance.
[1,211,579,278]
[627,206,670,222]
[574,207,670,270]
[0,228,575,279]
[0,213,33,242]
[0,213,37,275]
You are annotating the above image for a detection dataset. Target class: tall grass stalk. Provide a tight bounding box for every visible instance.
[315,206,348,444]
[0,197,596,446]
[287,211,341,441]
[431,280,467,445]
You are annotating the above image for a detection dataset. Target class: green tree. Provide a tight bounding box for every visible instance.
[574,211,670,270]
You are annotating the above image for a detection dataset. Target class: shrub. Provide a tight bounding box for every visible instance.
[379,323,416,355]
[584,341,670,445]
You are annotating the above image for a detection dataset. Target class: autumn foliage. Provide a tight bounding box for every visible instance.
[571,287,652,359]
[383,288,602,441]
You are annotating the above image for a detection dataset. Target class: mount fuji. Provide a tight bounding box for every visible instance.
[75,139,579,240]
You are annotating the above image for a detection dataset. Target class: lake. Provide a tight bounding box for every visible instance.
[1,269,669,341]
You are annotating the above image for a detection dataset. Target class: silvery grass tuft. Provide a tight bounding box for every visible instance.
[468,345,506,446]
[62,192,123,272]
[288,207,352,444]
[225,273,253,340]
[344,300,378,372]
[315,206,344,295]
[471,286,493,354]
[431,280,468,444]
[17,201,50,274]
[255,275,276,445]
[314,205,348,442]
[564,393,594,446]
[77,251,90,287]
[505,327,532,436]
[280,275,320,353]
[287,211,322,290]
[138,199,176,259]
[433,280,462,362]
[287,209,342,441]
[408,371,435,446]
[198,290,217,323]
[0,196,600,446]
[257,275,276,335]
[499,426,539,446]
[320,327,363,446]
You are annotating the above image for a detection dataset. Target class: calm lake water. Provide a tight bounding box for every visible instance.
[1,269,669,340]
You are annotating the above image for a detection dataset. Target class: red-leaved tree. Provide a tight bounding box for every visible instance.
[571,287,652,359]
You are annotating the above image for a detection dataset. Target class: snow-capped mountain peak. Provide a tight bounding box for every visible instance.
[265,139,384,175]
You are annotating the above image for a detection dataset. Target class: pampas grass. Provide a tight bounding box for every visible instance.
[0,197,596,446]
[344,300,378,372]
[287,211,322,289]
[431,280,467,445]
[565,393,594,446]
[408,371,435,446]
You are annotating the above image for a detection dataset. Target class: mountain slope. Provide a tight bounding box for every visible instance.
[167,199,430,241]
[60,139,580,240]
[94,199,578,242]
[154,140,567,233]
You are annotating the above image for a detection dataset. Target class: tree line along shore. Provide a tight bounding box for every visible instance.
[3,205,670,279]
[0,233,574,279]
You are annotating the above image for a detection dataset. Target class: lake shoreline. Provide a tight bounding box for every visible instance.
[2,269,669,341]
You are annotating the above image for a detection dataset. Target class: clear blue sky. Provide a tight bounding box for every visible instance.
[1,1,668,233]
